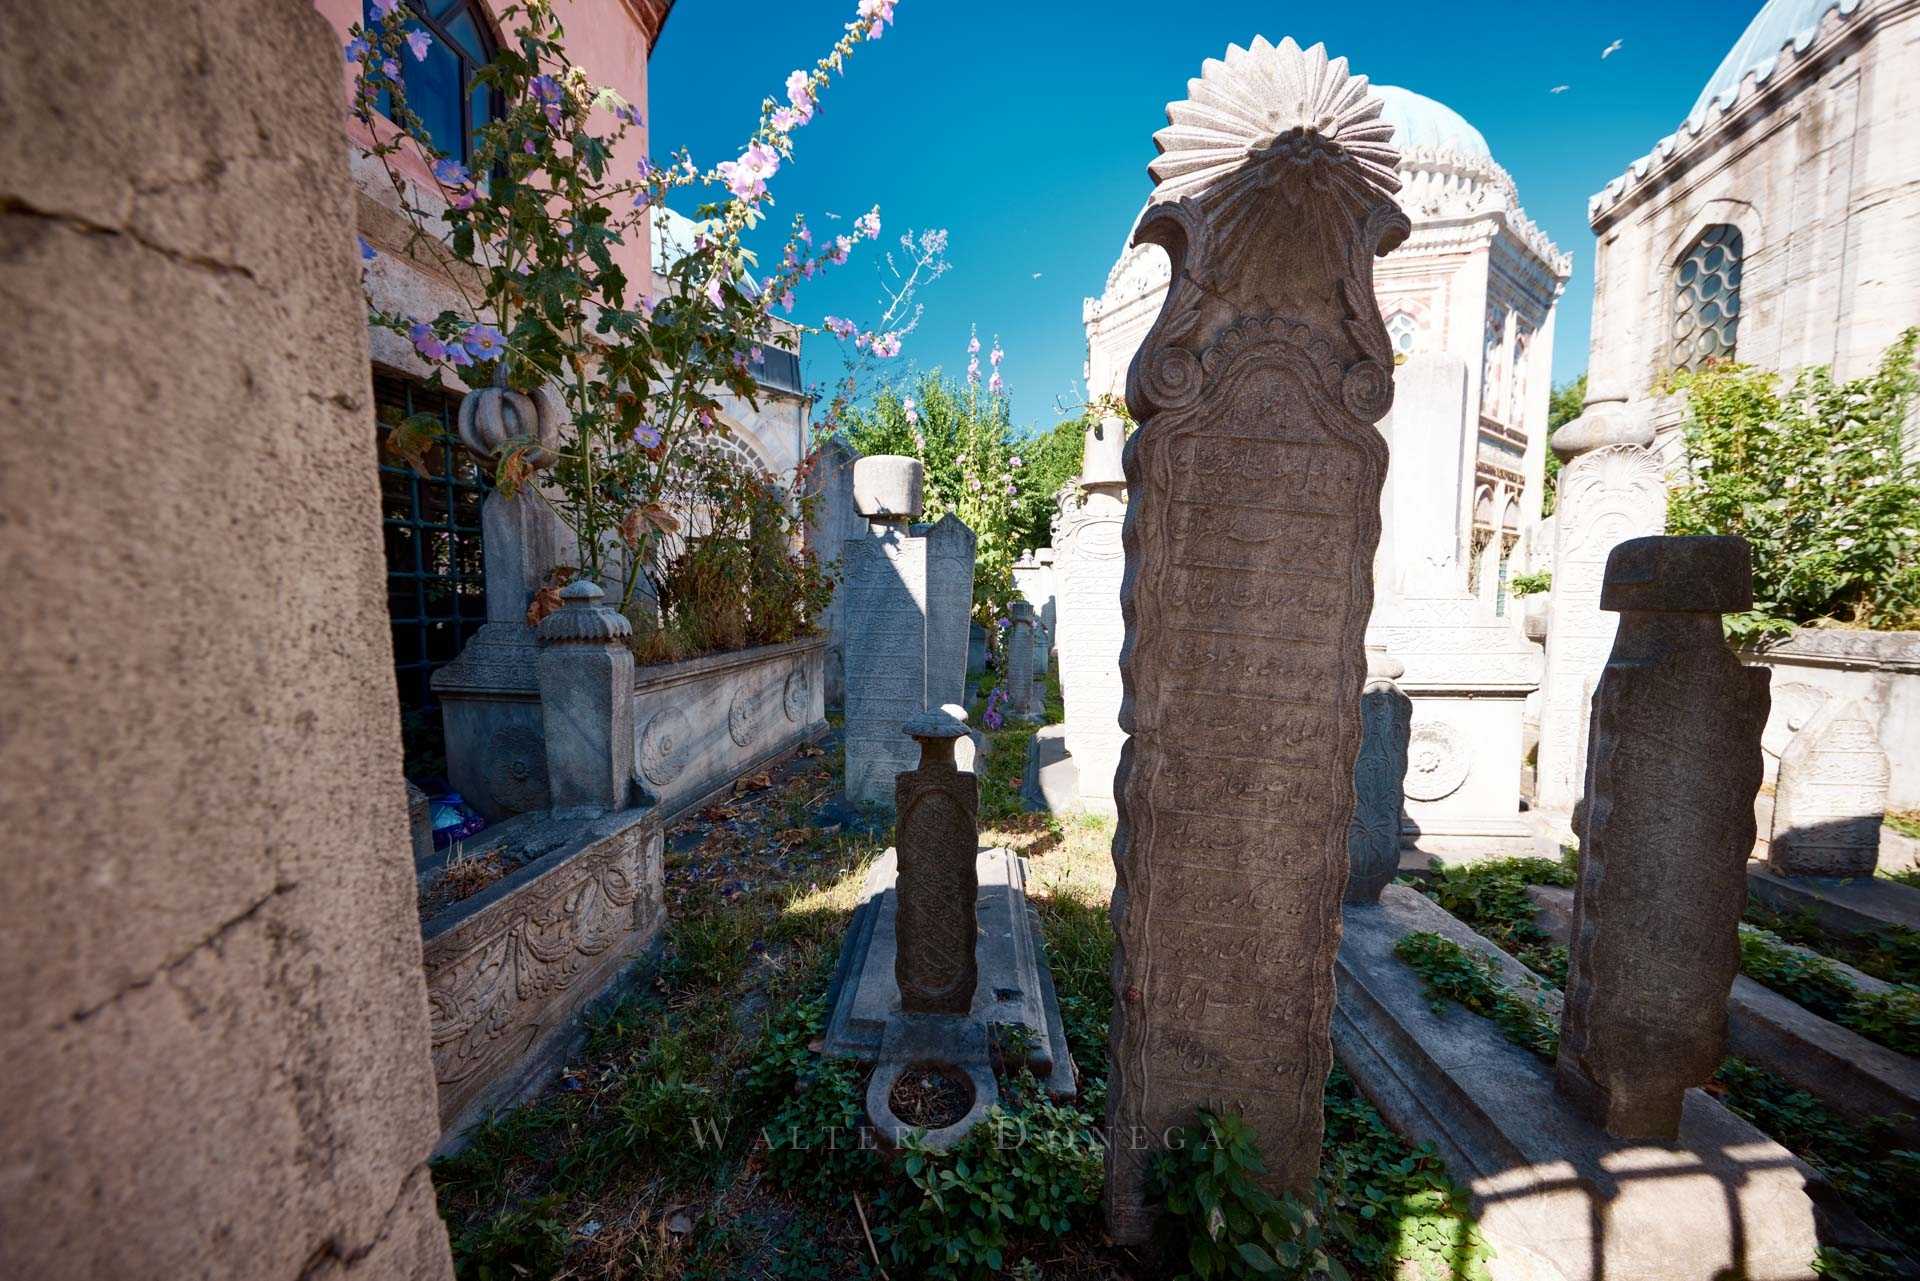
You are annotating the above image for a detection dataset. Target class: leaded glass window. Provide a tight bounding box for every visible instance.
[1671,225,1743,369]
[365,0,500,166]
[1386,311,1419,360]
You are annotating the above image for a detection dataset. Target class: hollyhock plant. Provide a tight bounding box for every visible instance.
[353,0,903,612]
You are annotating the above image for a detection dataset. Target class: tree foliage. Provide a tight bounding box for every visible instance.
[1666,330,1920,643]
[1541,373,1586,516]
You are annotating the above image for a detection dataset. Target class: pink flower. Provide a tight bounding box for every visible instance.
[988,371,1004,394]
[705,274,725,308]
[797,225,812,245]
[780,291,795,313]
[903,396,918,426]
[967,330,980,355]
[371,0,402,17]
[406,30,432,60]
[408,321,447,362]
[854,208,881,240]
[989,339,1003,368]
[824,316,856,339]
[857,0,896,37]
[771,107,804,132]
[967,355,980,384]
[450,188,476,210]
[633,422,661,448]
[870,333,901,358]
[716,141,779,203]
[1009,454,1023,468]
[783,70,816,125]
[827,236,851,265]
[638,293,657,320]
[636,155,655,180]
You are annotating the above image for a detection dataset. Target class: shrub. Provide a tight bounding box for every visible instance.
[1665,329,1920,643]
[450,1195,570,1280]
[1152,1109,1349,1280]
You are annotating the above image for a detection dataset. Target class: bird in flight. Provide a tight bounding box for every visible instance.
[1601,38,1623,59]
[1550,84,1570,94]
[1032,272,1043,279]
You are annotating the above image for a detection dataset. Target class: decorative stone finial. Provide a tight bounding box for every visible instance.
[853,455,925,520]
[456,365,565,467]
[1082,416,1127,486]
[904,708,969,744]
[1549,387,1653,460]
[536,579,633,644]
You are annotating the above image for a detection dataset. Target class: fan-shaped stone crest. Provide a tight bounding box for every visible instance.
[1149,36,1401,218]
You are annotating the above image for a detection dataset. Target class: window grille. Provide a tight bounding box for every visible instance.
[1672,225,1743,369]
[373,372,489,781]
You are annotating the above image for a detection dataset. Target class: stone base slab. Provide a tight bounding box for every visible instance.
[822,847,1075,1099]
[1529,885,1920,1149]
[1746,862,1920,936]
[1335,885,1822,1281]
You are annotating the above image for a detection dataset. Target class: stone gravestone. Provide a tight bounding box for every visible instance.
[842,457,930,808]
[894,709,981,1014]
[1105,36,1407,1241]
[923,513,977,713]
[1556,536,1771,1140]
[1055,415,1129,815]
[1534,385,1666,830]
[1005,601,1042,721]
[1769,697,1890,877]
[1346,645,1412,905]
[803,436,861,708]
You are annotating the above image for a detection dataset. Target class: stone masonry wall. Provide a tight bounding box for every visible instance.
[0,3,453,1278]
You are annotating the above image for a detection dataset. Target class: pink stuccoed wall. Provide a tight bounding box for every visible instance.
[312,0,658,299]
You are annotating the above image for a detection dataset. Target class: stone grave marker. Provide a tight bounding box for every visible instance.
[1104,35,1407,1241]
[893,709,981,1015]
[1056,415,1129,815]
[1769,697,1890,877]
[924,513,976,713]
[1534,385,1666,828]
[1556,535,1771,1140]
[1346,645,1412,905]
[843,457,930,808]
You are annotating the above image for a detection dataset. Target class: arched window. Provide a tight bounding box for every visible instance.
[1385,311,1419,362]
[1672,225,1743,369]
[367,0,500,165]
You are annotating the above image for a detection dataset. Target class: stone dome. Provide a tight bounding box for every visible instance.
[1688,0,1859,123]
[1372,84,1494,166]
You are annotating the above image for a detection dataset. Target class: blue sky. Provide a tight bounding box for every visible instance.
[650,0,1766,435]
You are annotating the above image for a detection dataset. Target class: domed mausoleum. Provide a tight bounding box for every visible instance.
[1084,80,1570,594]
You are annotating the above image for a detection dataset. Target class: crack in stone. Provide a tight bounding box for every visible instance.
[296,1162,435,1281]
[64,880,299,1026]
[0,193,258,281]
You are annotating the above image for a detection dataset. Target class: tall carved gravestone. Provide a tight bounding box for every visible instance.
[1769,698,1890,877]
[1105,37,1407,1240]
[1005,601,1043,721]
[1056,415,1129,815]
[924,514,977,712]
[803,435,861,708]
[1346,645,1413,905]
[1534,385,1666,829]
[894,710,981,1014]
[1556,536,1771,1140]
[843,457,930,808]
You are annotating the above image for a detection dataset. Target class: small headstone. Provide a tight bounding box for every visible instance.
[1556,536,1771,1141]
[894,710,980,1014]
[1534,387,1666,826]
[1105,36,1406,1241]
[924,514,976,711]
[1346,645,1411,905]
[1769,698,1889,877]
[536,580,635,811]
[1005,602,1041,721]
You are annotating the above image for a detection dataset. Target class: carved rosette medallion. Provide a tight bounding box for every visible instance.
[782,663,811,723]
[727,681,763,747]
[1105,36,1407,1242]
[635,707,693,787]
[485,725,549,814]
[1403,721,1469,801]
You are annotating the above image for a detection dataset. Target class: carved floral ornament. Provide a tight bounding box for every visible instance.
[1128,37,1410,425]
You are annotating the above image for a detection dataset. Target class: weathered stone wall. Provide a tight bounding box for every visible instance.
[0,3,452,1277]
[1588,0,1920,448]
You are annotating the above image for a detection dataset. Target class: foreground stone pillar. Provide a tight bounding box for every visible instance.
[1056,416,1129,814]
[843,456,930,808]
[894,710,981,1014]
[0,2,452,1275]
[1346,645,1412,905]
[1556,536,1771,1140]
[536,581,635,811]
[1105,36,1407,1240]
[1534,386,1666,826]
